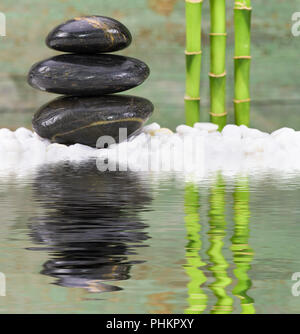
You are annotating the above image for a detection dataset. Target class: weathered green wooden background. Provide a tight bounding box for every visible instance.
[0,0,300,131]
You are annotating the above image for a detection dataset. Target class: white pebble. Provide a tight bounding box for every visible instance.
[194,122,219,132]
[151,128,173,136]
[46,143,69,162]
[14,127,33,140]
[240,126,268,139]
[0,128,15,140]
[176,125,195,135]
[222,125,242,139]
[0,138,21,153]
[271,127,295,138]
[143,123,160,134]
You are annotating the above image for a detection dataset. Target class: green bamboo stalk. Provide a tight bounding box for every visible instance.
[185,0,203,126]
[183,183,207,314]
[231,177,255,314]
[234,0,252,126]
[209,0,227,130]
[207,175,233,314]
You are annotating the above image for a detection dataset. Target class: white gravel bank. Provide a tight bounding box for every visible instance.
[1,123,300,176]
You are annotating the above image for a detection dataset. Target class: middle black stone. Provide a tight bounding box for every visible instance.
[27,54,150,96]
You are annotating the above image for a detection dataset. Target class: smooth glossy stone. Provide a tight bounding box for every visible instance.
[46,16,132,54]
[28,54,150,96]
[32,95,154,147]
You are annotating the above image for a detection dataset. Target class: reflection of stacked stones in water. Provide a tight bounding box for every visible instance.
[27,16,154,147]
[29,163,152,292]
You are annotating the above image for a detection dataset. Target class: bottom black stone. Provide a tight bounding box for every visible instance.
[32,95,154,147]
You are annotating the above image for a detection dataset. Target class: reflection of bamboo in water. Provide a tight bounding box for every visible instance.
[184,183,207,314]
[231,178,255,314]
[207,175,233,314]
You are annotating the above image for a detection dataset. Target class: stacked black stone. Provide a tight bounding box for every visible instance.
[27,16,154,147]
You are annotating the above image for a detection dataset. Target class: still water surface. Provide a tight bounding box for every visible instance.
[0,161,300,313]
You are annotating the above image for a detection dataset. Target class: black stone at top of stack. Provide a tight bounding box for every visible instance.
[46,16,132,54]
[27,16,153,147]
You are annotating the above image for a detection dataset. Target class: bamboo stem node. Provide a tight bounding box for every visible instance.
[234,56,252,59]
[185,50,202,55]
[234,5,252,11]
[209,71,227,78]
[234,98,251,104]
[209,32,227,36]
[210,111,227,117]
[185,95,201,101]
[185,0,203,3]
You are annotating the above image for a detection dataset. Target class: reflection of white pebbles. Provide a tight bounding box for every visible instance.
[1,123,300,176]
